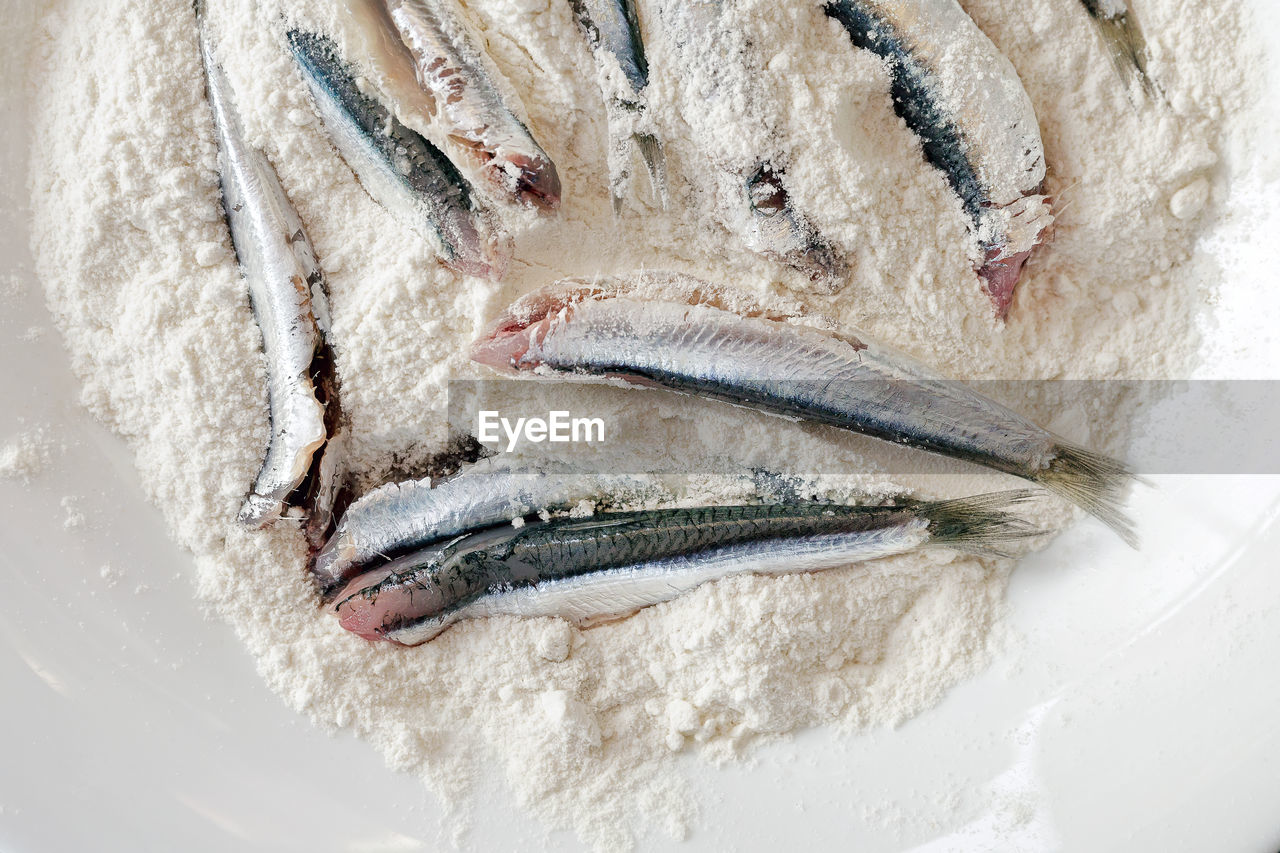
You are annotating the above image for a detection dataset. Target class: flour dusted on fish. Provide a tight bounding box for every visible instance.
[25,0,1257,849]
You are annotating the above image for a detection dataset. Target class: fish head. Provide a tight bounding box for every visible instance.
[470,316,546,372]
[785,239,848,292]
[334,569,448,642]
[490,150,562,213]
[470,280,608,371]
[744,164,847,290]
[977,193,1052,318]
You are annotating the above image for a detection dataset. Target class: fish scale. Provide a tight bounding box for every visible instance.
[197,9,340,540]
[824,0,1053,316]
[312,471,662,596]
[472,276,1138,544]
[384,0,562,211]
[286,29,507,280]
[335,494,1038,645]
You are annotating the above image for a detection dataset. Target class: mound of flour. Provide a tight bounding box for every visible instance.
[24,0,1254,847]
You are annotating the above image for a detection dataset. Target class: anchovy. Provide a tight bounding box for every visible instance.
[471,276,1138,543]
[654,0,844,287]
[197,11,341,539]
[335,492,1037,645]
[568,0,667,210]
[824,0,1053,317]
[312,469,659,597]
[382,0,562,211]
[735,162,843,287]
[1079,0,1160,101]
[286,29,507,280]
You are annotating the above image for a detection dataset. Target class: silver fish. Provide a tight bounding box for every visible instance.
[568,0,667,210]
[286,29,507,280]
[735,161,843,287]
[198,12,340,537]
[1079,0,1160,101]
[654,0,844,287]
[313,469,659,597]
[824,0,1053,317]
[382,0,562,211]
[471,275,1138,543]
[335,492,1037,645]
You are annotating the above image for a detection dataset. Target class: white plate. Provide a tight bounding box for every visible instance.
[3,2,1280,851]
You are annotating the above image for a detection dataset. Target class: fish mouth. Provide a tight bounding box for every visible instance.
[334,599,385,641]
[333,570,398,640]
[448,254,503,281]
[334,572,452,645]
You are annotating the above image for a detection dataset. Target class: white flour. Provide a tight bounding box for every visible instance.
[0,427,58,484]
[24,0,1255,848]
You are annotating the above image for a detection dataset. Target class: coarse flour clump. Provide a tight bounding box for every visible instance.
[25,0,1255,847]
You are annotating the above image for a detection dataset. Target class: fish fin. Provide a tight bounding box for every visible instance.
[1085,6,1161,102]
[918,490,1043,558]
[1036,443,1142,548]
[606,132,666,213]
[633,132,668,209]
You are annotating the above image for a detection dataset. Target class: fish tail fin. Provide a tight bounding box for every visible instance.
[1036,443,1141,547]
[1087,9,1160,101]
[918,490,1043,558]
[605,132,665,213]
[633,132,668,209]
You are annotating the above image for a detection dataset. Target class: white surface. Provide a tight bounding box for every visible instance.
[4,5,1280,853]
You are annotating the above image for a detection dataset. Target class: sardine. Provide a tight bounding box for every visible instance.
[568,0,667,210]
[312,469,659,597]
[1079,0,1160,101]
[286,29,507,279]
[335,491,1038,645]
[471,275,1138,543]
[824,0,1053,317]
[654,0,845,287]
[382,0,562,211]
[198,10,341,538]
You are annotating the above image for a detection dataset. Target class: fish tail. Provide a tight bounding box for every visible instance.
[1087,9,1159,101]
[918,490,1042,558]
[633,132,668,209]
[607,132,667,213]
[1036,443,1140,547]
